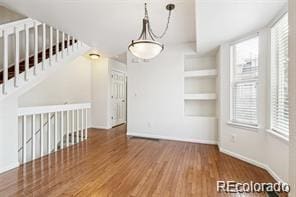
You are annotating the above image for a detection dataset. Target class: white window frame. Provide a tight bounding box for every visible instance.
[229,35,260,128]
[268,12,289,139]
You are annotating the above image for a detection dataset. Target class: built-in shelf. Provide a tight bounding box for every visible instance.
[184,93,216,100]
[184,55,217,120]
[184,69,217,78]
[184,115,217,119]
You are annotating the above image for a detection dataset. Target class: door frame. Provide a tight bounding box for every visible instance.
[110,69,127,127]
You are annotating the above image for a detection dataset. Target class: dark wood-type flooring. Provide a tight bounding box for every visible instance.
[0,125,284,196]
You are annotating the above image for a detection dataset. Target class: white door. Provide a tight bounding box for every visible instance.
[111,70,126,127]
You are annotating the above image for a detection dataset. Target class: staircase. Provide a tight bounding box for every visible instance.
[0,17,90,171]
[0,18,89,99]
[0,39,77,84]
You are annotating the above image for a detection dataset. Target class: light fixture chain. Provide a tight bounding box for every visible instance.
[145,3,172,39]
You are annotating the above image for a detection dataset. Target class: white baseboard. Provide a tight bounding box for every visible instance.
[91,125,111,130]
[127,132,217,145]
[219,146,285,183]
[0,162,19,174]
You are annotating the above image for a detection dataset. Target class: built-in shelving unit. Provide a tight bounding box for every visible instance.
[184,93,216,100]
[184,55,217,118]
[184,69,217,78]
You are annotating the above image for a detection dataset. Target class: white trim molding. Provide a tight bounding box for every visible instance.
[127,132,218,145]
[266,129,289,143]
[0,161,19,174]
[289,0,296,195]
[227,121,259,131]
[219,146,285,184]
[91,125,112,130]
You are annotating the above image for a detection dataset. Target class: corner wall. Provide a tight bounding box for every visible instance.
[127,43,218,143]
[0,96,18,173]
[91,58,127,129]
[218,29,289,182]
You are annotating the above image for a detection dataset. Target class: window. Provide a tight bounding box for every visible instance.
[270,13,289,136]
[230,37,259,126]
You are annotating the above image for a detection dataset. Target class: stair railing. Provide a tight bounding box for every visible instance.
[0,18,83,95]
[18,103,91,164]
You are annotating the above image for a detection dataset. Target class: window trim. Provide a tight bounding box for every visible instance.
[229,35,260,127]
[227,121,259,132]
[268,12,289,138]
[266,129,289,143]
[267,6,288,28]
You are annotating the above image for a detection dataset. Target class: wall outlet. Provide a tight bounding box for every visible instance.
[147,122,152,128]
[231,134,236,143]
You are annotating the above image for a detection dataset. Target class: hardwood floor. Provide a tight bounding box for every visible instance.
[0,125,282,196]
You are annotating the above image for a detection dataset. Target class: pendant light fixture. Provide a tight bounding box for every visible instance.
[128,3,175,60]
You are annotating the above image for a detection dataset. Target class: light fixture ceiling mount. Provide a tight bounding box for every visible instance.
[89,53,100,60]
[128,3,175,60]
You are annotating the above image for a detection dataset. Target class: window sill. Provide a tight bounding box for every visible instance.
[227,121,259,131]
[266,129,289,143]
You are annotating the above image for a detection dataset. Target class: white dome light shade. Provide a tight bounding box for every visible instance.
[128,40,164,59]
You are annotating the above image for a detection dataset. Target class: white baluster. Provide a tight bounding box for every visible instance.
[14,28,19,87]
[54,112,57,151]
[62,32,65,58]
[49,27,53,65]
[72,110,75,144]
[25,24,29,80]
[61,111,64,149]
[66,110,69,147]
[56,29,59,62]
[48,113,51,154]
[32,114,36,160]
[76,109,79,143]
[42,24,46,69]
[2,29,8,94]
[85,109,88,139]
[40,113,44,157]
[23,116,27,164]
[34,22,38,75]
[72,37,75,52]
[67,35,70,55]
[81,109,84,141]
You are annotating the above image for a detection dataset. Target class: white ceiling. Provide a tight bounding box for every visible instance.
[0,0,196,57]
[0,0,287,57]
[196,0,287,55]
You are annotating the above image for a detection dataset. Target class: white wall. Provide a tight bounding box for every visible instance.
[127,43,218,143]
[91,58,110,129]
[289,0,296,194]
[18,56,92,107]
[0,6,25,25]
[91,58,126,129]
[218,29,289,182]
[0,96,18,173]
